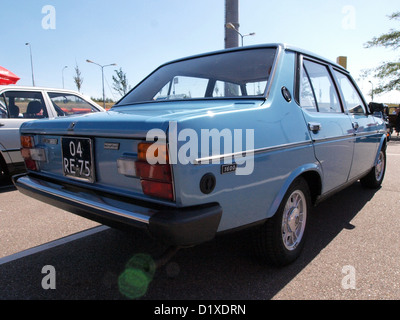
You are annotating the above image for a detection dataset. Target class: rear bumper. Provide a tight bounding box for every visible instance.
[12,174,222,247]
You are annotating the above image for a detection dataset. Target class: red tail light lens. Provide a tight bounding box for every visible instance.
[135,161,172,182]
[141,180,174,201]
[137,142,174,201]
[24,159,38,171]
[117,142,174,201]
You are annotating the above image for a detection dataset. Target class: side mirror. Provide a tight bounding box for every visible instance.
[368,102,384,114]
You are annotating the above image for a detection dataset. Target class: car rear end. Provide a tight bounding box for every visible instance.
[13,44,280,247]
[13,112,222,247]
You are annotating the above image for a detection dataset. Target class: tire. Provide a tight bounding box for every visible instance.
[360,149,386,189]
[0,155,9,183]
[253,177,311,267]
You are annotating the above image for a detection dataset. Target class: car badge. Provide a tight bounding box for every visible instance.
[104,142,120,150]
[68,122,76,131]
[221,163,237,174]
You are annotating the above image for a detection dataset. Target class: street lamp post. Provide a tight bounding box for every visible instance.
[62,66,68,89]
[225,22,255,47]
[86,60,116,108]
[369,80,374,101]
[25,43,35,86]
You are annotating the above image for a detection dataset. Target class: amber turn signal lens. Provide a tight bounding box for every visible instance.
[138,142,169,163]
[21,135,34,148]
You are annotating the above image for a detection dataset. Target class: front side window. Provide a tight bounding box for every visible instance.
[303,60,341,113]
[48,93,98,116]
[2,91,47,119]
[117,48,276,105]
[333,71,366,114]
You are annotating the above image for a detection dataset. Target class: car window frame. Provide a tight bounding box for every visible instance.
[46,91,101,116]
[331,68,368,115]
[115,46,282,106]
[1,90,48,119]
[0,99,8,118]
[295,54,346,114]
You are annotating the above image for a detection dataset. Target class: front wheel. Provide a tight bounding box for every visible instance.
[360,149,386,189]
[253,177,311,267]
[0,157,9,184]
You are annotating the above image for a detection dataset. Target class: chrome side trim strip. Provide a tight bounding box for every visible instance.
[194,130,384,165]
[312,131,382,144]
[3,148,20,152]
[312,134,354,144]
[194,140,312,165]
[16,176,150,224]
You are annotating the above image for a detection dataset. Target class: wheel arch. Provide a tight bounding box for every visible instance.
[375,134,387,165]
[266,164,322,218]
[0,150,10,177]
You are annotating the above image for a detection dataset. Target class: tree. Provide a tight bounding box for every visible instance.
[112,68,131,97]
[73,63,84,92]
[363,12,400,96]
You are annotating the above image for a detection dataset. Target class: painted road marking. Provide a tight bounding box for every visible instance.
[0,225,109,265]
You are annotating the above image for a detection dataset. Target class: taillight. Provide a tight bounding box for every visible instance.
[117,142,174,201]
[134,162,171,182]
[20,135,46,171]
[141,180,174,200]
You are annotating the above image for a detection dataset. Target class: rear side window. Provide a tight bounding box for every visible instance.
[48,93,98,116]
[300,60,342,113]
[333,71,366,114]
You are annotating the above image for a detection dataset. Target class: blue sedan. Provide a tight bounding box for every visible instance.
[13,44,386,266]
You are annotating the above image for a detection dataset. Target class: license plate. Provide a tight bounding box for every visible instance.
[61,137,94,183]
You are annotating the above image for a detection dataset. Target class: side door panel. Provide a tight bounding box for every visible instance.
[332,70,381,179]
[299,57,355,194]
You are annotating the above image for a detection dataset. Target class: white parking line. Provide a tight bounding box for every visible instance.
[0,225,109,265]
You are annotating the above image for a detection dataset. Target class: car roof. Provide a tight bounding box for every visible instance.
[0,85,88,94]
[0,85,104,110]
[158,43,348,73]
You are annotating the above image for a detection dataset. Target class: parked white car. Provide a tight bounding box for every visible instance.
[0,86,104,181]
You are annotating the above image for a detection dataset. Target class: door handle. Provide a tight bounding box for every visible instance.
[308,122,321,132]
[352,122,359,130]
[0,123,5,127]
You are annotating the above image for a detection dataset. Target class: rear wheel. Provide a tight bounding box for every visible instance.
[253,177,311,266]
[360,149,386,189]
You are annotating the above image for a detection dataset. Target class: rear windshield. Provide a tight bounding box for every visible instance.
[117,48,277,105]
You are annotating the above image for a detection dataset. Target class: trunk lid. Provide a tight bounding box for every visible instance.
[20,100,260,205]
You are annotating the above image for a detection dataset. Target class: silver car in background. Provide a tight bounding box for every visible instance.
[0,86,104,181]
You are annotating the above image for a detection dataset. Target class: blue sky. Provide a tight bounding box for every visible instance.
[1,0,399,103]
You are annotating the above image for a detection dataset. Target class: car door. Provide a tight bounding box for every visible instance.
[298,57,355,194]
[0,90,47,165]
[332,69,381,179]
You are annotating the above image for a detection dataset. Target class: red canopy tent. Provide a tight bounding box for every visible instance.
[0,66,20,85]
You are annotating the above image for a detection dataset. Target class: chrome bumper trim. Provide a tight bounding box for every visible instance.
[14,175,151,224]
